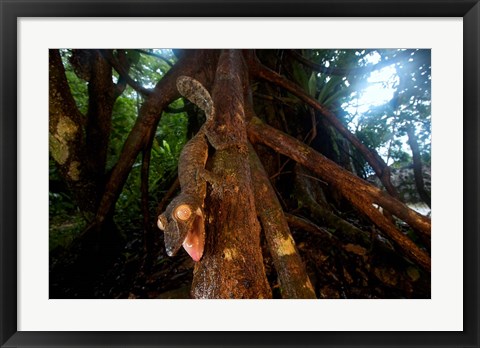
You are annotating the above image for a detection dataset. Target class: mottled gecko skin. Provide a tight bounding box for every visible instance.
[178,131,209,198]
[176,75,214,122]
[157,76,212,262]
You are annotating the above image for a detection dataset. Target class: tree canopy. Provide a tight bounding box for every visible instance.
[49,49,431,299]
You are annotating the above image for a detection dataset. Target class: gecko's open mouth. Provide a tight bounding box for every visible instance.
[182,208,205,262]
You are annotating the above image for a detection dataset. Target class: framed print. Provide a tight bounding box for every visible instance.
[1,1,479,347]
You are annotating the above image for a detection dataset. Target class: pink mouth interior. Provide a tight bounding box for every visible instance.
[182,213,205,262]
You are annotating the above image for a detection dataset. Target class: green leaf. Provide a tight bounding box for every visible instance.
[162,140,171,154]
[291,62,309,92]
[322,84,350,107]
[317,75,343,104]
[125,49,141,65]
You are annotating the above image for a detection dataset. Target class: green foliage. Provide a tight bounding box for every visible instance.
[108,49,185,221]
[113,108,188,222]
[310,50,370,116]
[389,149,412,168]
[51,49,187,235]
[107,87,138,170]
[130,49,176,88]
[356,104,393,149]
[61,49,89,115]
[281,49,430,176]
[291,61,315,97]
[114,159,143,220]
[124,49,141,66]
[293,49,432,177]
[317,75,347,108]
[150,108,188,191]
[288,50,366,143]
[49,188,85,251]
[348,49,431,167]
[49,153,84,251]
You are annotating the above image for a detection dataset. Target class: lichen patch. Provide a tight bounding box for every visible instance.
[50,117,78,165]
[223,248,238,261]
[57,116,78,140]
[49,134,69,165]
[68,161,81,181]
[277,235,296,256]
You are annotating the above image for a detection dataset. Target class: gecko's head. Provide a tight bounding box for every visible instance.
[157,195,205,262]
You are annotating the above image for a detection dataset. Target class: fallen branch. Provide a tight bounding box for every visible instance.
[248,117,431,272]
[249,145,316,299]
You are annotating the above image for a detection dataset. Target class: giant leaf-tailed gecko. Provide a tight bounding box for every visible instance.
[157,76,214,262]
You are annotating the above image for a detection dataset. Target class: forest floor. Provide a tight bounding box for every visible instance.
[49,209,430,299]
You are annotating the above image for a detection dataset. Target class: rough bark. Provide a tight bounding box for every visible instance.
[191,50,271,299]
[51,49,134,221]
[84,50,117,208]
[49,49,97,217]
[249,145,316,299]
[248,117,431,272]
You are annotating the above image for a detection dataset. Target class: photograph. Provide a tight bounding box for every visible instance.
[2,2,478,345]
[49,48,432,299]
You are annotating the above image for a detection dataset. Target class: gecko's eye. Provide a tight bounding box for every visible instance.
[175,204,192,221]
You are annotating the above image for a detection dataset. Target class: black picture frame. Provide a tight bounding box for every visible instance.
[1,1,479,347]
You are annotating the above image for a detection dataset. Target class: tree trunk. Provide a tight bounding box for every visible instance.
[249,145,316,298]
[84,50,117,209]
[406,125,431,208]
[49,49,97,217]
[191,50,271,299]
